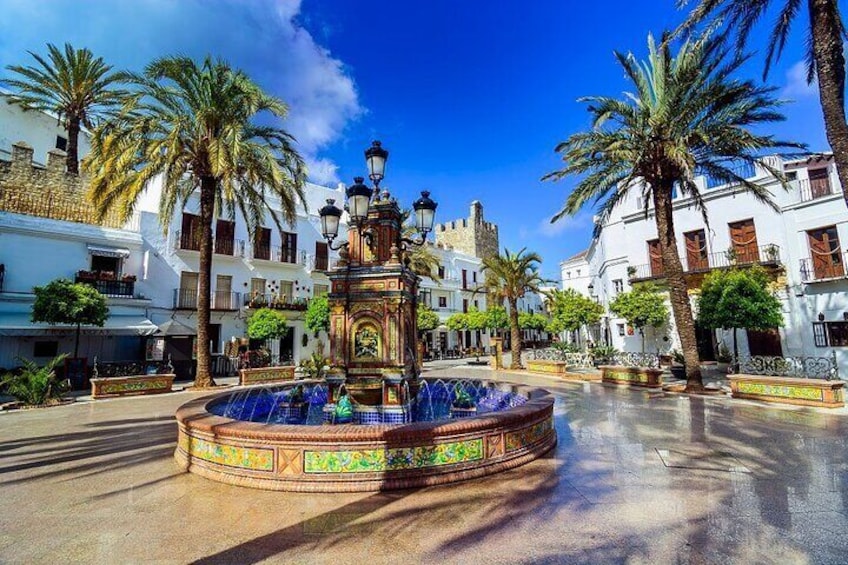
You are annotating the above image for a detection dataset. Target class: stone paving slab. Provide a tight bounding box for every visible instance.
[1,367,847,564]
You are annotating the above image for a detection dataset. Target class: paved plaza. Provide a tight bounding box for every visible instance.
[1,367,847,564]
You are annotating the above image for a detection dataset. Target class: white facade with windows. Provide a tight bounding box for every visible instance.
[561,154,848,367]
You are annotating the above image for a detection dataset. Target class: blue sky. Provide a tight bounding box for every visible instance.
[0,0,828,279]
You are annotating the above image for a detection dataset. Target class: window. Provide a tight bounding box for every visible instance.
[472,272,477,283]
[474,300,479,309]
[648,239,663,277]
[814,321,848,347]
[613,279,624,295]
[438,296,447,308]
[728,219,760,263]
[314,241,328,270]
[281,231,298,263]
[786,171,798,182]
[576,269,581,276]
[34,341,58,357]
[462,269,468,289]
[566,272,571,279]
[617,323,625,337]
[684,229,709,271]
[313,284,329,296]
[438,266,445,279]
[55,136,67,151]
[180,213,201,250]
[178,271,199,309]
[253,227,271,260]
[214,219,235,255]
[463,299,468,313]
[91,254,121,276]
[279,281,294,303]
[807,226,843,280]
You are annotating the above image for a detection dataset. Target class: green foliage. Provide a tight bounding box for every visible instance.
[481,247,549,304]
[592,345,618,359]
[519,311,549,331]
[417,304,441,333]
[32,279,109,327]
[452,384,475,409]
[697,266,784,332]
[246,308,290,341]
[1,355,69,405]
[546,289,603,333]
[552,341,580,353]
[299,348,330,380]
[305,295,330,334]
[670,349,686,365]
[716,342,733,363]
[464,307,488,331]
[609,285,669,332]
[485,305,509,331]
[445,312,468,332]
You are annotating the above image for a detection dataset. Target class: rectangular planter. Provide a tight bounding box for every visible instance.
[91,374,175,398]
[600,366,664,388]
[526,360,568,376]
[239,366,296,386]
[728,375,845,408]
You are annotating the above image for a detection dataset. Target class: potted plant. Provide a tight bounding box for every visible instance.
[724,247,738,265]
[627,266,637,279]
[591,345,617,367]
[764,244,779,263]
[716,342,732,373]
[670,349,686,380]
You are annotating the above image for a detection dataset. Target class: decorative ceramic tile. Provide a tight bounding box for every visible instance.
[303,439,484,474]
[277,449,302,475]
[487,434,504,458]
[181,435,274,471]
[100,378,170,394]
[737,382,824,401]
[242,367,294,384]
[505,417,554,452]
[605,371,648,383]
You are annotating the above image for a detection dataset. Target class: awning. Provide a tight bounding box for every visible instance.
[87,245,130,258]
[155,319,196,337]
[0,314,157,337]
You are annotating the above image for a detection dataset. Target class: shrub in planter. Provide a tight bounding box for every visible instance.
[592,345,618,366]
[670,349,686,380]
[0,354,70,406]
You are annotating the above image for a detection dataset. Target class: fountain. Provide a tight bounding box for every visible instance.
[175,141,556,491]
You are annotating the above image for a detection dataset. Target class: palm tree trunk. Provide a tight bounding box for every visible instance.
[194,176,216,388]
[508,297,522,369]
[810,0,848,208]
[652,185,703,391]
[66,116,81,174]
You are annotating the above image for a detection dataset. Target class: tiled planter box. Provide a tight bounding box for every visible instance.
[728,375,845,408]
[526,360,568,376]
[600,366,664,388]
[91,374,175,398]
[239,366,296,386]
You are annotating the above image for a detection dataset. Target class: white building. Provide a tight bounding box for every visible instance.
[0,93,91,165]
[561,154,848,367]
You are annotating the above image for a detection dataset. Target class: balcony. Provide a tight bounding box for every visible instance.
[628,244,782,282]
[173,289,240,311]
[175,230,201,252]
[214,237,244,257]
[800,252,847,283]
[75,271,135,297]
[794,178,837,203]
[278,246,305,265]
[243,293,309,311]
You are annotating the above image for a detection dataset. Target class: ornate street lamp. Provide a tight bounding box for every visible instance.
[318,198,343,247]
[365,140,388,188]
[402,190,438,248]
[346,177,373,225]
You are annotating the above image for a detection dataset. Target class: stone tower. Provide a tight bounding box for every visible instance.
[434,200,499,259]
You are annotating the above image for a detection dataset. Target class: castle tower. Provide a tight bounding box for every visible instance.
[434,200,499,259]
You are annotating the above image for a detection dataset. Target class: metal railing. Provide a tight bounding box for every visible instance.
[611,352,660,368]
[75,275,135,297]
[527,348,594,368]
[799,252,848,282]
[214,237,244,257]
[243,293,309,311]
[739,353,840,381]
[173,289,240,310]
[628,244,782,281]
[794,178,837,203]
[92,356,174,378]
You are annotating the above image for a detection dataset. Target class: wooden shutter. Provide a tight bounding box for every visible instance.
[315,241,328,270]
[281,231,297,263]
[254,227,271,260]
[214,220,235,255]
[648,239,663,277]
[729,220,759,263]
[809,168,831,199]
[684,229,708,271]
[807,226,843,280]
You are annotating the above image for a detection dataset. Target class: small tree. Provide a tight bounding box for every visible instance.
[1,354,69,405]
[609,284,669,353]
[445,312,468,333]
[417,304,440,336]
[485,305,510,338]
[31,279,109,358]
[247,308,290,342]
[305,294,330,336]
[697,266,784,370]
[546,289,604,345]
[464,307,489,359]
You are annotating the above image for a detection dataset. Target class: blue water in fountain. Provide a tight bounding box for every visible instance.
[208,379,528,426]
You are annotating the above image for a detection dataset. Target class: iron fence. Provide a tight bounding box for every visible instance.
[738,353,840,381]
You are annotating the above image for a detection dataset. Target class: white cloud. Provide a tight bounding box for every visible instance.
[782,60,817,99]
[0,0,362,185]
[536,212,593,238]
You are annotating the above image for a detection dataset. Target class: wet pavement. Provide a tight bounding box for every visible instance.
[0,367,846,564]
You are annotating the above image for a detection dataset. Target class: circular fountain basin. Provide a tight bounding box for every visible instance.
[174,379,556,492]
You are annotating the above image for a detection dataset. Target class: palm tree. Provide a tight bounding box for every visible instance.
[542,33,800,391]
[480,247,548,370]
[400,209,442,282]
[677,0,848,207]
[3,43,127,173]
[86,56,306,388]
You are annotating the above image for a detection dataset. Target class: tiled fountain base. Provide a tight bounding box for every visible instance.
[174,382,556,492]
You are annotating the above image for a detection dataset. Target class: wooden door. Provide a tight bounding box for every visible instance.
[729,219,759,264]
[747,329,782,357]
[281,231,297,263]
[648,239,664,277]
[315,241,328,270]
[181,213,200,250]
[254,227,271,260]
[684,229,709,271]
[808,168,832,199]
[807,226,843,280]
[214,220,235,255]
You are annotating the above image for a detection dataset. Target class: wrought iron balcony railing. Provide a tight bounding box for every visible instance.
[75,273,135,297]
[173,289,240,310]
[214,238,244,257]
[799,252,848,282]
[628,244,781,281]
[793,178,837,203]
[243,293,309,311]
